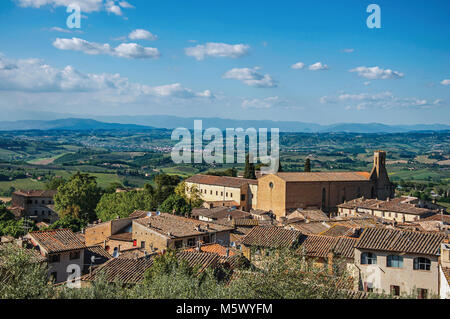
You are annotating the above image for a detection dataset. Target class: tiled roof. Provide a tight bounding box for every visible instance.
[287,222,330,235]
[241,226,302,248]
[274,171,370,182]
[191,207,251,220]
[28,229,86,254]
[184,243,236,257]
[133,212,233,238]
[319,224,355,237]
[108,233,133,241]
[13,190,57,197]
[355,228,446,256]
[129,210,151,219]
[176,250,220,272]
[422,214,450,224]
[204,200,240,207]
[185,174,257,187]
[230,227,253,244]
[338,196,434,216]
[83,257,154,284]
[232,218,259,227]
[297,235,357,259]
[288,209,329,222]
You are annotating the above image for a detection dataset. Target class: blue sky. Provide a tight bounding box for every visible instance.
[0,0,449,124]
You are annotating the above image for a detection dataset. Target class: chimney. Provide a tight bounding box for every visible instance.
[196,241,202,252]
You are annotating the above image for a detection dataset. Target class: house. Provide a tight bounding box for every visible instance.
[9,190,58,223]
[240,226,357,271]
[351,228,447,298]
[132,212,233,253]
[439,241,450,299]
[256,151,395,219]
[25,229,86,283]
[84,217,136,255]
[191,206,251,224]
[240,226,303,261]
[185,174,258,211]
[337,196,438,222]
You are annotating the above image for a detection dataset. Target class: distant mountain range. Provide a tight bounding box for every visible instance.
[0,116,449,133]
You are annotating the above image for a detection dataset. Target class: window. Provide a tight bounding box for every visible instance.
[363,282,373,293]
[174,240,183,249]
[361,252,377,265]
[221,192,223,196]
[241,194,245,201]
[42,200,45,204]
[390,285,400,296]
[210,190,212,195]
[69,251,80,260]
[413,257,431,271]
[269,182,274,189]
[230,193,233,198]
[203,235,211,244]
[187,238,196,247]
[140,241,145,249]
[387,255,403,268]
[216,191,218,195]
[49,254,60,263]
[417,288,428,299]
[226,192,228,197]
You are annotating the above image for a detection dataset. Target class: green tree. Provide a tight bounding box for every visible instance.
[159,194,191,215]
[244,153,256,179]
[304,158,311,172]
[54,172,102,223]
[153,174,182,206]
[175,181,203,208]
[95,190,156,221]
[45,176,66,190]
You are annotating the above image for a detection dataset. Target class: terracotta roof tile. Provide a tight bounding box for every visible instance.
[184,243,236,257]
[355,228,446,255]
[241,226,302,248]
[133,212,233,238]
[13,190,57,197]
[185,174,257,187]
[28,229,86,254]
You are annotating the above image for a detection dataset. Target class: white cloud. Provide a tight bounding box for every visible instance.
[350,66,404,80]
[185,42,250,60]
[53,37,160,59]
[0,54,213,106]
[242,96,280,109]
[128,29,158,41]
[342,48,355,53]
[320,91,441,109]
[223,67,277,88]
[48,26,83,34]
[105,0,122,15]
[308,62,329,71]
[291,62,305,70]
[15,0,133,15]
[441,79,450,86]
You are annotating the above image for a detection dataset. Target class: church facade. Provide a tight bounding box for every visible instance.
[256,151,394,219]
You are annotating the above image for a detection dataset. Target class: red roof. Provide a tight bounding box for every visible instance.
[185,174,257,187]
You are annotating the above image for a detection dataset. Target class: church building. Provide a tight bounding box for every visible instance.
[256,151,394,219]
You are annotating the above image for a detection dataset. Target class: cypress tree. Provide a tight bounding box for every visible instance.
[244,153,256,179]
[304,158,311,172]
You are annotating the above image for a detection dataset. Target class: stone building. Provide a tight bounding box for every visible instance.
[25,229,86,283]
[350,228,446,298]
[185,174,258,211]
[337,196,437,222]
[132,212,233,253]
[256,151,394,219]
[9,190,58,223]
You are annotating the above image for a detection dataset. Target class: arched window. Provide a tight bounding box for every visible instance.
[387,255,403,268]
[413,257,431,271]
[361,252,377,265]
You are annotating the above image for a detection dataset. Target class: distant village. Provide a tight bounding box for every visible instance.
[1,151,449,299]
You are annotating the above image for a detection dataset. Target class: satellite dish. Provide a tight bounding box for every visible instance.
[146,212,152,217]
[91,256,96,263]
[156,211,161,216]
